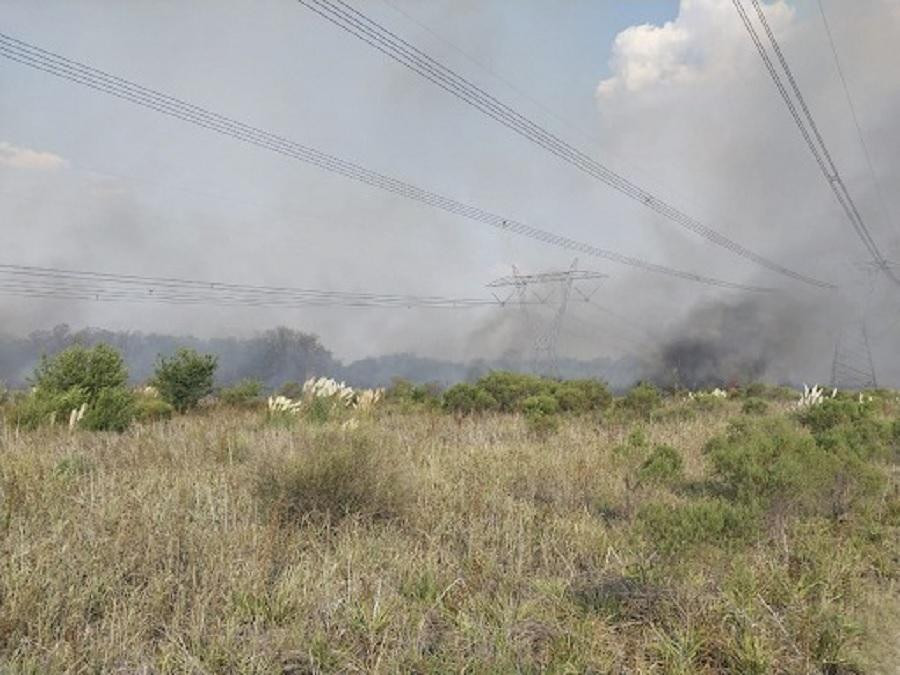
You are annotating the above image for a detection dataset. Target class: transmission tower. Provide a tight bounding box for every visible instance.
[487,259,607,375]
[831,261,884,390]
[831,322,877,390]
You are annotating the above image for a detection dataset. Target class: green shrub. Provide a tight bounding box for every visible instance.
[385,378,441,411]
[522,394,560,437]
[637,444,684,485]
[741,398,769,415]
[554,379,612,413]
[133,395,174,423]
[219,379,263,408]
[442,383,497,415]
[473,372,553,412]
[151,348,218,412]
[7,386,89,430]
[638,498,757,555]
[620,382,661,419]
[80,387,135,432]
[740,382,767,399]
[303,396,332,424]
[705,418,884,517]
[32,344,127,402]
[797,398,870,435]
[254,433,409,524]
[278,381,304,400]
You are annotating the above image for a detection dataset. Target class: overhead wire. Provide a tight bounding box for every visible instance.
[0,32,774,293]
[731,0,899,286]
[295,0,833,289]
[816,0,897,240]
[0,263,505,309]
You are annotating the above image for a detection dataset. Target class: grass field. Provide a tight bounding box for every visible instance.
[1,391,899,673]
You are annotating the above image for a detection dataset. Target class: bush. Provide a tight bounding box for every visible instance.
[741,398,769,415]
[7,386,89,430]
[278,381,304,400]
[474,372,554,412]
[219,379,263,408]
[254,433,409,524]
[442,383,497,415]
[553,379,612,413]
[637,444,684,485]
[385,378,441,411]
[620,382,661,419]
[80,387,135,432]
[133,395,174,423]
[638,498,757,555]
[522,394,560,437]
[32,344,127,402]
[704,418,883,517]
[797,398,870,435]
[152,348,218,412]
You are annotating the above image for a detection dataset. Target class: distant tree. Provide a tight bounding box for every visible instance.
[152,348,218,412]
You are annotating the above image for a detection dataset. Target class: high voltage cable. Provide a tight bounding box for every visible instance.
[295,0,832,289]
[0,264,503,309]
[816,0,897,240]
[0,33,773,293]
[732,0,899,286]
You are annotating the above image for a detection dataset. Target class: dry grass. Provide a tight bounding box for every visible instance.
[0,399,898,673]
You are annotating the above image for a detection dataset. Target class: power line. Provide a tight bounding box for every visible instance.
[0,263,504,309]
[0,33,773,293]
[732,0,899,286]
[295,0,833,289]
[816,0,897,240]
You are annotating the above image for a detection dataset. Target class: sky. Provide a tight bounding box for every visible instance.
[1,0,899,383]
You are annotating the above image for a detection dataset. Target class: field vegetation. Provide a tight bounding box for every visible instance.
[0,348,898,672]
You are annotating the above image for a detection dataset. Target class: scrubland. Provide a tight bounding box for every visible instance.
[1,384,899,673]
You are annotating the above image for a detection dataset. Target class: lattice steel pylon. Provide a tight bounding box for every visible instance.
[831,261,882,390]
[487,259,607,375]
[831,321,877,390]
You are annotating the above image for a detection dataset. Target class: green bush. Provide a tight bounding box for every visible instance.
[32,344,127,402]
[254,433,409,524]
[553,379,612,413]
[638,498,757,555]
[637,444,684,485]
[385,378,441,411]
[278,381,304,400]
[133,395,174,423]
[7,386,89,430]
[704,418,883,517]
[80,387,135,432]
[220,379,263,408]
[620,382,661,419]
[522,394,560,437]
[151,348,218,412]
[741,398,769,415]
[474,372,554,412]
[442,383,497,415]
[797,398,870,435]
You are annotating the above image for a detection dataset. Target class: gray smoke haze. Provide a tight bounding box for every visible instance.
[1,0,898,387]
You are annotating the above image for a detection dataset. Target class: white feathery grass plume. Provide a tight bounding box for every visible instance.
[341,418,360,431]
[354,388,385,411]
[711,388,728,399]
[797,384,832,409]
[267,395,302,415]
[68,402,87,430]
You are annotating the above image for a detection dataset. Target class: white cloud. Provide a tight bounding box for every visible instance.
[0,141,67,170]
[597,0,794,98]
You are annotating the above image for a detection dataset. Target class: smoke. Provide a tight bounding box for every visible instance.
[1,0,898,386]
